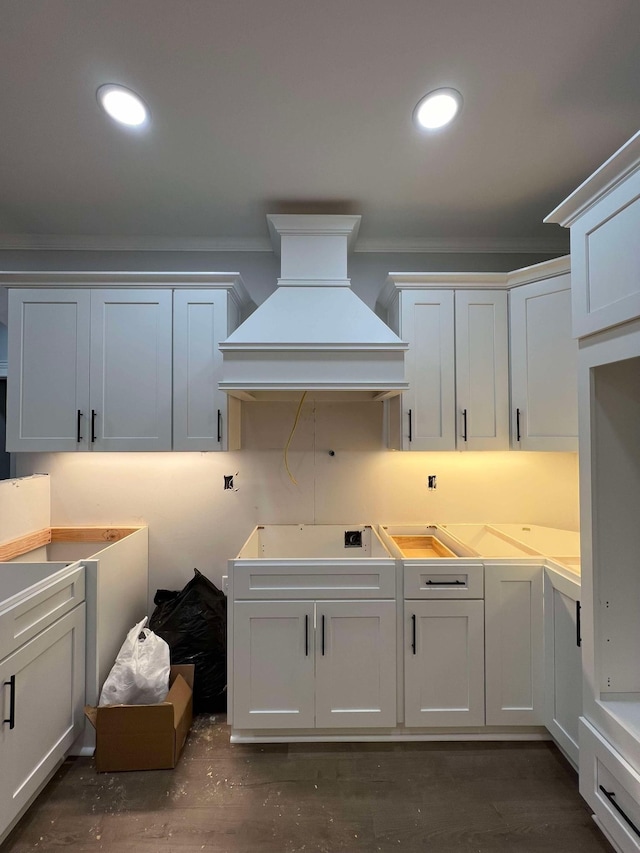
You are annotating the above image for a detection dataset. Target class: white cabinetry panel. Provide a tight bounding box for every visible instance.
[315,600,396,728]
[173,290,229,451]
[510,274,578,451]
[233,601,315,729]
[89,290,172,451]
[484,563,544,725]
[455,291,509,450]
[544,569,581,766]
[7,290,90,452]
[404,600,485,727]
[400,290,455,450]
[0,604,85,842]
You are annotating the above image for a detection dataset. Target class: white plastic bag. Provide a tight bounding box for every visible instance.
[98,617,171,706]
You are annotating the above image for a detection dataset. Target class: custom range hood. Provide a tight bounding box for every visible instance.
[219,214,408,401]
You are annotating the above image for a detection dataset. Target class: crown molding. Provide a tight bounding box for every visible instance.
[0,234,273,252]
[353,235,569,254]
[0,232,569,255]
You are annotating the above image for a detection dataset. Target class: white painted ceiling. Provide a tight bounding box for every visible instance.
[1,0,639,254]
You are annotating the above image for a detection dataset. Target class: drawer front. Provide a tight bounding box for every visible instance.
[580,718,640,851]
[0,566,85,660]
[231,561,396,600]
[404,562,483,599]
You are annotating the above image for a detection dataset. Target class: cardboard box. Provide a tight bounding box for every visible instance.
[84,664,194,772]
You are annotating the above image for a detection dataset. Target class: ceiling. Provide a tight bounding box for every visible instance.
[1,0,639,255]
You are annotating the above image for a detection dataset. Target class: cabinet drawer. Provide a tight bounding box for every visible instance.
[231,561,396,600]
[580,718,640,851]
[404,563,483,599]
[0,565,85,660]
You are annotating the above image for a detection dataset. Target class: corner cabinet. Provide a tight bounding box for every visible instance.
[509,266,578,451]
[4,274,252,452]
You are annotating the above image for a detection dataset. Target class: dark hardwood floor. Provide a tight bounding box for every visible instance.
[3,716,613,852]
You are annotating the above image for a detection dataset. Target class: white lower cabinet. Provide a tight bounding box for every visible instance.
[0,603,85,842]
[544,568,582,766]
[233,599,396,730]
[404,600,485,727]
[581,718,640,852]
[484,563,544,726]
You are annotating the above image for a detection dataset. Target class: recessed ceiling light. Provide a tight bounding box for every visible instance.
[97,84,149,128]
[413,88,462,131]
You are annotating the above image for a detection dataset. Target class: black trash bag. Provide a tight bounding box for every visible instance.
[149,569,226,713]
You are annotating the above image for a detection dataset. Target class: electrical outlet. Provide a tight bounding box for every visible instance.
[427,475,437,490]
[344,530,363,548]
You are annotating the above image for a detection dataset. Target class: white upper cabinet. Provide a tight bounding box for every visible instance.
[8,286,172,451]
[173,289,239,451]
[399,289,456,450]
[545,130,640,338]
[89,290,173,451]
[379,277,509,451]
[510,268,578,451]
[455,290,509,450]
[7,289,91,452]
[4,273,251,452]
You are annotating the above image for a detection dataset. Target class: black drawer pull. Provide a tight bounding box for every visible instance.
[3,675,16,729]
[91,409,97,443]
[462,408,468,442]
[408,409,412,443]
[425,580,464,586]
[305,614,309,656]
[576,600,581,647]
[516,407,521,442]
[321,615,326,656]
[76,409,83,442]
[599,785,640,839]
[411,614,416,655]
[217,409,222,444]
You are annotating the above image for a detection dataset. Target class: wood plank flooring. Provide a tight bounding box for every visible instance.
[3,716,613,852]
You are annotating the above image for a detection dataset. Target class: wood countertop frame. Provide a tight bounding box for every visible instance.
[0,526,143,561]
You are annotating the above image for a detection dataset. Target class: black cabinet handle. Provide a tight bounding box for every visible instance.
[516,408,521,442]
[321,615,326,656]
[426,579,464,586]
[462,409,468,442]
[576,601,581,647]
[408,409,412,443]
[305,614,309,656]
[599,785,640,839]
[91,410,97,443]
[217,409,222,444]
[3,675,15,730]
[76,410,83,443]
[411,614,416,655]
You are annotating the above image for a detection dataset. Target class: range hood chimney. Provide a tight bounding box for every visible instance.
[219,214,408,401]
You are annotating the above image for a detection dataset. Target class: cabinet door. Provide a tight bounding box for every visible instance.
[510,275,578,451]
[400,291,455,450]
[0,605,85,840]
[173,290,229,451]
[89,290,172,450]
[455,291,509,451]
[315,600,396,728]
[484,563,544,725]
[404,600,484,727]
[233,601,315,729]
[7,289,90,452]
[544,571,582,766]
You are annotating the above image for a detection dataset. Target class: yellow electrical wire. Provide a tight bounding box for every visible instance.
[283,391,308,485]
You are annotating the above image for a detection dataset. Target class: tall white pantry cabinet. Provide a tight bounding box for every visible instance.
[547,129,640,852]
[4,273,253,452]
